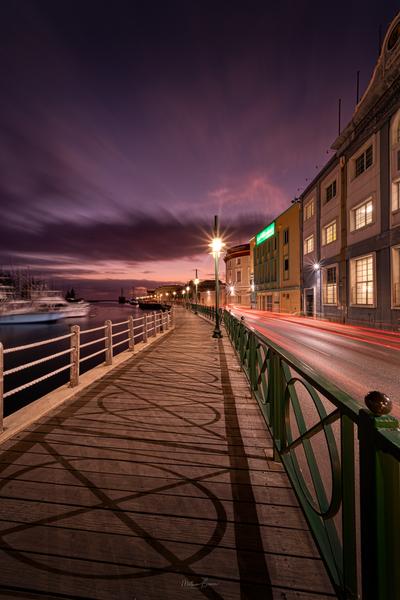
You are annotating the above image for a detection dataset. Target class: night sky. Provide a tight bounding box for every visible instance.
[0,0,398,298]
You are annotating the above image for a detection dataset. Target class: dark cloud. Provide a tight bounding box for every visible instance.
[0,211,265,266]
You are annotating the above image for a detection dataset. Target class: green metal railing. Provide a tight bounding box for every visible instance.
[192,303,400,600]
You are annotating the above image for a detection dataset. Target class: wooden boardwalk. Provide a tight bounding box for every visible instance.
[0,309,335,599]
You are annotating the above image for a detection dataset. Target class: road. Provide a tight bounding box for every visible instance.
[229,306,400,416]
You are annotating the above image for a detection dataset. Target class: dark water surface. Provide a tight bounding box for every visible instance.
[0,303,148,417]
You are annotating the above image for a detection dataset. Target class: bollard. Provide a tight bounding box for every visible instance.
[128,315,135,351]
[359,390,400,600]
[143,314,148,343]
[0,343,3,433]
[105,320,113,365]
[69,324,80,387]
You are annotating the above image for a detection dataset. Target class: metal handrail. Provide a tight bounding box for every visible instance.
[0,309,173,432]
[191,302,400,600]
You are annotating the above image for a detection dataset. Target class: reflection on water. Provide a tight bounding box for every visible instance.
[0,302,145,417]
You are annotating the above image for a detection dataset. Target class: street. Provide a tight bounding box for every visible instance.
[229,306,400,416]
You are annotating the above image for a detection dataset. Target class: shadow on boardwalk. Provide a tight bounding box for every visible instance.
[0,309,334,599]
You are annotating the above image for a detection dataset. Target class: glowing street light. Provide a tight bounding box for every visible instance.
[210,215,224,338]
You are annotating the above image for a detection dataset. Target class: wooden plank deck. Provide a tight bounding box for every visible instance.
[0,308,335,599]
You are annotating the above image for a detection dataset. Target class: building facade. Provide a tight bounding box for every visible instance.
[253,202,301,313]
[224,243,251,306]
[197,280,226,307]
[300,11,400,328]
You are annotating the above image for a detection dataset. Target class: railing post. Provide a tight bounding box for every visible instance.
[143,314,148,343]
[105,320,113,365]
[128,315,135,351]
[69,324,80,387]
[0,343,3,433]
[153,313,157,336]
[165,311,169,330]
[358,391,400,600]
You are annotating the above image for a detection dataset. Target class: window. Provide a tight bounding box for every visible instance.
[283,256,289,280]
[304,200,314,221]
[397,150,400,171]
[236,270,242,283]
[350,255,374,306]
[350,198,373,231]
[355,145,373,177]
[392,181,400,212]
[304,234,314,255]
[392,246,400,307]
[322,220,337,245]
[322,267,337,305]
[237,257,241,266]
[326,180,337,202]
[283,228,289,245]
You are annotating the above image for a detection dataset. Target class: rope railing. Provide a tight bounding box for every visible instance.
[190,302,400,600]
[0,309,174,432]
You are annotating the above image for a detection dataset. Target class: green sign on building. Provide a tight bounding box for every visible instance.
[256,222,275,246]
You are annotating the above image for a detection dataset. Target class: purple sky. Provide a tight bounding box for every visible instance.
[0,1,398,298]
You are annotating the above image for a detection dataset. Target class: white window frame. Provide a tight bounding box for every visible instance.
[354,145,373,178]
[322,220,337,245]
[391,245,400,309]
[325,180,337,203]
[392,179,400,212]
[350,198,374,231]
[303,234,314,255]
[322,265,338,305]
[304,200,314,221]
[350,253,376,307]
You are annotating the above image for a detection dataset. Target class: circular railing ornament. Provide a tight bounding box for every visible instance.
[365,390,392,416]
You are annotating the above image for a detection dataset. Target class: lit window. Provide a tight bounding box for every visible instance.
[392,181,400,212]
[304,200,314,221]
[350,199,373,231]
[350,255,374,306]
[392,246,400,307]
[325,180,337,202]
[354,145,373,177]
[322,220,337,245]
[322,267,337,305]
[304,234,314,255]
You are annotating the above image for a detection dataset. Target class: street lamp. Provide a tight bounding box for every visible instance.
[210,215,225,338]
[194,269,200,314]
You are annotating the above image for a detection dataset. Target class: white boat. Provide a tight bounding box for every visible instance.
[0,287,67,324]
[30,290,90,318]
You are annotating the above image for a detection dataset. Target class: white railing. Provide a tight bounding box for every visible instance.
[0,309,173,432]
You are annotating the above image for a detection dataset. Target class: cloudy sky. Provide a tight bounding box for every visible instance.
[0,0,398,298]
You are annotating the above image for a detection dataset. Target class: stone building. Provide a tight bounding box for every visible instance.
[300,11,400,328]
[253,202,301,313]
[224,243,251,307]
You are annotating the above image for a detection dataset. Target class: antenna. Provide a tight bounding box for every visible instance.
[338,98,342,136]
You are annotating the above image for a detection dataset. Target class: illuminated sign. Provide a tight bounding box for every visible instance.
[256,222,275,245]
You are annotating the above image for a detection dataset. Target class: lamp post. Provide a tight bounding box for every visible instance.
[210,215,224,338]
[186,285,190,308]
[194,269,200,314]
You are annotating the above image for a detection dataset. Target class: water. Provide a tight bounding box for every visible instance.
[0,302,149,417]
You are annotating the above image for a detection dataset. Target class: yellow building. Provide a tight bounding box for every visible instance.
[253,202,301,313]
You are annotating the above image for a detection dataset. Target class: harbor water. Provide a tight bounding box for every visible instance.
[0,302,147,417]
